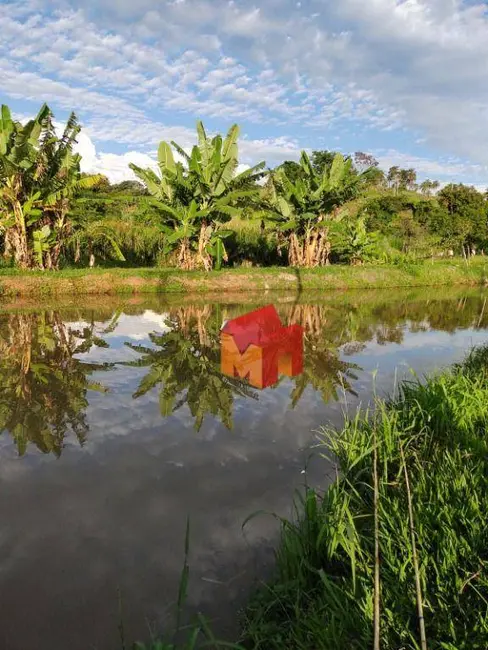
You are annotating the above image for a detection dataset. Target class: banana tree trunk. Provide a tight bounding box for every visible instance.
[49,245,61,269]
[4,201,32,268]
[177,238,194,270]
[3,229,13,260]
[88,240,95,268]
[288,228,331,267]
[197,223,213,271]
[11,227,30,268]
[11,201,31,268]
[50,208,68,270]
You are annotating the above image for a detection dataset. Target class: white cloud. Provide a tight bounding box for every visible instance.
[79,148,157,184]
[374,148,488,186]
[1,0,488,185]
[76,129,300,182]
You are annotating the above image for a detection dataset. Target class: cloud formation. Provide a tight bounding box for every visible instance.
[0,0,487,186]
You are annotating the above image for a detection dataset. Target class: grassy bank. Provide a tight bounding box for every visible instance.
[240,346,488,649]
[0,258,487,297]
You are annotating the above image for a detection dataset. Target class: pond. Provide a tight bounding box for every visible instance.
[1,287,488,650]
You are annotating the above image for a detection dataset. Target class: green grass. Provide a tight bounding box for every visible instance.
[241,345,488,649]
[0,258,487,297]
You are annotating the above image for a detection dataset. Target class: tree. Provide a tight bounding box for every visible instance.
[311,150,338,175]
[387,166,400,192]
[130,121,265,270]
[354,152,379,173]
[38,113,102,268]
[398,168,416,191]
[390,210,429,254]
[419,179,440,196]
[437,183,488,251]
[363,167,386,189]
[69,218,125,267]
[0,103,100,269]
[90,175,111,192]
[362,195,407,231]
[0,104,49,267]
[387,166,417,193]
[405,168,417,191]
[265,151,374,267]
[332,216,382,265]
[108,180,147,195]
[276,160,303,183]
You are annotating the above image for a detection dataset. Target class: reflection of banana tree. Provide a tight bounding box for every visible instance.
[290,334,359,408]
[124,310,257,430]
[0,312,112,456]
[278,304,360,407]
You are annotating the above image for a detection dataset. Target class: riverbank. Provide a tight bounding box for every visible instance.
[0,258,487,297]
[239,345,488,649]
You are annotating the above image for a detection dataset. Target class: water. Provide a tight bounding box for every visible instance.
[1,287,488,650]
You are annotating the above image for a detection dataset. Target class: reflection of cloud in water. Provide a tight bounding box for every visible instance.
[67,310,170,340]
[82,371,328,455]
[2,296,488,650]
[354,327,484,357]
[103,310,171,340]
[68,310,171,364]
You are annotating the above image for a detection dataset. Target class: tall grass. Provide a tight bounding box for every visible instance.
[241,346,488,649]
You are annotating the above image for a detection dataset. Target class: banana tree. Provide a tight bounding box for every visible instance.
[0,104,49,267]
[130,121,265,270]
[265,151,371,267]
[0,103,101,269]
[159,199,233,270]
[32,111,102,268]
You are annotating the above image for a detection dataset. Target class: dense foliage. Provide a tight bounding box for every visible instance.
[1,102,487,270]
[0,104,105,269]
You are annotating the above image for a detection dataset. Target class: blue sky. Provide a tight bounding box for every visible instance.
[1,0,487,187]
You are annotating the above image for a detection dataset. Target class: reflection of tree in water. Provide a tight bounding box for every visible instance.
[4,294,486,452]
[0,312,112,456]
[368,296,488,337]
[306,295,488,354]
[126,304,360,428]
[124,307,257,431]
[282,304,359,405]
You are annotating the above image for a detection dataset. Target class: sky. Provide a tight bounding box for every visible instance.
[1,0,488,187]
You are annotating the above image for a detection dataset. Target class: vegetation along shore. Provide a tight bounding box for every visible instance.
[0,259,488,297]
[1,102,488,288]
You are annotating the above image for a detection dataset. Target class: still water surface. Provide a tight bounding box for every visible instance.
[1,288,488,650]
